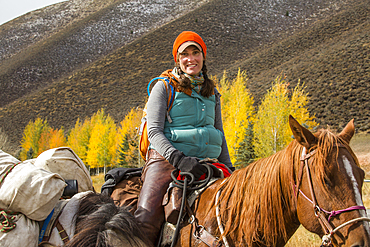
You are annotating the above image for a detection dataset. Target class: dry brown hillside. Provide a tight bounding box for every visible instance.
[227,1,370,131]
[0,0,368,153]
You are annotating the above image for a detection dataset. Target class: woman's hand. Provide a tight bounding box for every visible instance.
[169,150,207,180]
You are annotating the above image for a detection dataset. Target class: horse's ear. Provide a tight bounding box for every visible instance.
[338,119,355,144]
[289,115,317,149]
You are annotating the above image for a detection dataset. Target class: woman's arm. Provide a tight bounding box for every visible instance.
[214,88,234,171]
[146,81,177,161]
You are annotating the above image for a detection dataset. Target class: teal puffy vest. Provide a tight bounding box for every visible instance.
[164,90,223,159]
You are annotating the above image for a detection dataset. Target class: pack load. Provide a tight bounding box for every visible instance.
[0,150,66,221]
[34,147,94,193]
[139,77,175,161]
[0,213,39,247]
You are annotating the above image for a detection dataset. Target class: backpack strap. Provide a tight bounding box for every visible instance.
[147,77,175,123]
[165,80,175,112]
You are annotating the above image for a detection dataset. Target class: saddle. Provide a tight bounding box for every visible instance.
[162,160,226,224]
[101,161,230,247]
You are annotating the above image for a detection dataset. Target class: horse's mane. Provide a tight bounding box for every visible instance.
[216,127,358,246]
[65,193,149,247]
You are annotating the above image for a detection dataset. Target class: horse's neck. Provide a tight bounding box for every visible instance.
[219,152,301,246]
[274,148,304,239]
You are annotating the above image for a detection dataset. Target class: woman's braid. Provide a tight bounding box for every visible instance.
[176,64,192,91]
[200,62,215,97]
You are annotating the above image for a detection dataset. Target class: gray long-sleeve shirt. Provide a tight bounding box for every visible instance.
[146,81,233,170]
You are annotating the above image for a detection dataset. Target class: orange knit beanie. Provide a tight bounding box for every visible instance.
[172,31,207,62]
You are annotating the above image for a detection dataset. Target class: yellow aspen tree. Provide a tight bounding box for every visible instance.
[20,118,49,160]
[67,119,82,154]
[67,118,93,165]
[107,120,118,169]
[86,109,106,170]
[217,69,255,164]
[86,109,117,173]
[86,123,101,169]
[38,127,52,155]
[38,128,67,155]
[253,75,318,159]
[290,81,317,130]
[48,128,67,149]
[103,115,117,172]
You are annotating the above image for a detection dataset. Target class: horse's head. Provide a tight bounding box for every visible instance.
[289,115,370,246]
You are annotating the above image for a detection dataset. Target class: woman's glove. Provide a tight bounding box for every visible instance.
[169,150,208,180]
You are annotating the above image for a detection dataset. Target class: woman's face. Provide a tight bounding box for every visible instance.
[178,45,204,76]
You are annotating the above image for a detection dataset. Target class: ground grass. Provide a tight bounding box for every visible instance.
[351,133,370,156]
[286,226,322,246]
[352,132,370,179]
[352,133,370,208]
[91,173,105,192]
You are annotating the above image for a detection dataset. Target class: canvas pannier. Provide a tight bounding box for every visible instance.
[0,213,39,247]
[0,150,66,221]
[34,147,94,193]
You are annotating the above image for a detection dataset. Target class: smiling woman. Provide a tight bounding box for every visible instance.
[133,31,234,246]
[178,46,204,76]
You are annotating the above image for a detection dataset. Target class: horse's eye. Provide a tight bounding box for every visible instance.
[324,177,332,188]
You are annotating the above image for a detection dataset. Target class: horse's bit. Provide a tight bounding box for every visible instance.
[295,145,370,246]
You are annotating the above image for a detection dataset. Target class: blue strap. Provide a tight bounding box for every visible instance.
[147,77,169,96]
[147,77,175,111]
[39,208,54,243]
[168,81,174,110]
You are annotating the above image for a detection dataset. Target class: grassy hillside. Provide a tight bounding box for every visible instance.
[0,0,368,153]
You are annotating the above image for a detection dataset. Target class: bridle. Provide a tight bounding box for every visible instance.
[294,145,370,246]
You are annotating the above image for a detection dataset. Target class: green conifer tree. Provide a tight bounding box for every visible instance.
[234,121,255,168]
[26,147,34,160]
[118,135,130,167]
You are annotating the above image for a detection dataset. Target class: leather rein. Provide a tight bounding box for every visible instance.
[294,144,370,246]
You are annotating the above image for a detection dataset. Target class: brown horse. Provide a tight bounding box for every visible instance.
[37,192,150,247]
[63,192,150,247]
[175,116,370,247]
